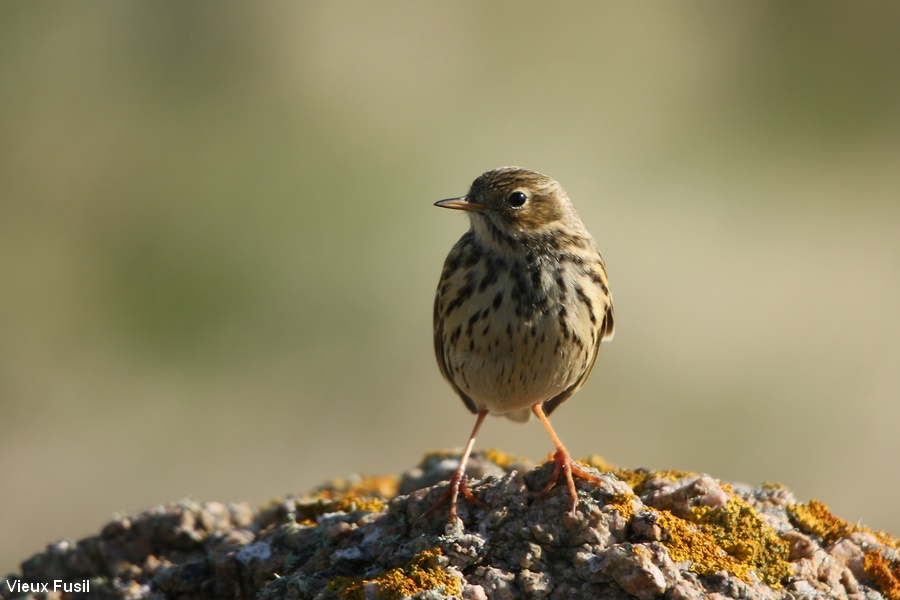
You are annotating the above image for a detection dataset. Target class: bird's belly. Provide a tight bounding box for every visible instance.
[446,311,588,415]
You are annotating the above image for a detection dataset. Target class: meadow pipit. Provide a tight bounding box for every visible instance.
[432,167,615,522]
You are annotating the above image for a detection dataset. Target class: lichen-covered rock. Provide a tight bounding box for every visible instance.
[3,451,899,599]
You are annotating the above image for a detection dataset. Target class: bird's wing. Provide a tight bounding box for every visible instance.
[434,273,479,415]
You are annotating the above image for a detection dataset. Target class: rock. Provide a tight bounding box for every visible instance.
[3,451,899,600]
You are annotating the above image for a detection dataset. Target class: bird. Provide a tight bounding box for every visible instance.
[431,166,615,523]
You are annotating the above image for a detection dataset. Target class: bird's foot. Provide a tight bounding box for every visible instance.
[537,449,603,514]
[420,473,487,525]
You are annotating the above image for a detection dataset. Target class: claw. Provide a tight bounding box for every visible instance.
[419,410,489,524]
[537,448,603,514]
[533,404,603,514]
[420,473,487,521]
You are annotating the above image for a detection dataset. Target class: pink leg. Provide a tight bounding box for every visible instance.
[532,404,603,515]
[422,409,489,522]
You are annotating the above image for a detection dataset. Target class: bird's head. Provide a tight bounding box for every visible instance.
[435,167,580,236]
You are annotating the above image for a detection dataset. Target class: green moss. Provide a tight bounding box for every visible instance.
[328,548,461,600]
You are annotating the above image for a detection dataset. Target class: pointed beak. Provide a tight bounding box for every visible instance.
[434,196,487,212]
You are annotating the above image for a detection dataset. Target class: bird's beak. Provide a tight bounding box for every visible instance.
[434,196,487,212]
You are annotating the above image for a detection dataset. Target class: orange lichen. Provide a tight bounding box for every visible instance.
[328,548,461,600]
[864,550,900,600]
[788,499,900,549]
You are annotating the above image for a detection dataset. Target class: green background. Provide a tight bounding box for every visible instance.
[2,2,899,574]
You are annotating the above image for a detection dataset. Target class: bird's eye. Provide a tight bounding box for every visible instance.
[507,191,528,207]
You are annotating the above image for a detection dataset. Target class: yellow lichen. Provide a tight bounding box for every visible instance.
[583,455,695,495]
[317,475,399,501]
[295,475,398,523]
[788,499,899,549]
[328,548,461,600]
[761,481,786,491]
[864,550,900,600]
[421,449,464,462]
[584,457,790,587]
[788,499,859,545]
[605,492,639,521]
[483,448,521,469]
[655,507,754,582]
[789,500,900,599]
[689,497,791,586]
[423,448,522,471]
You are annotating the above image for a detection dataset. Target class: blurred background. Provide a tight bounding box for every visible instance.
[2,2,899,574]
